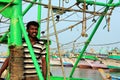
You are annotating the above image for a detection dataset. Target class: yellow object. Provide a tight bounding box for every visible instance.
[98,69,111,80]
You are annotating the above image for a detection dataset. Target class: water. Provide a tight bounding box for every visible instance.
[50,66,103,80]
[110,72,120,80]
[50,66,120,80]
[0,64,120,80]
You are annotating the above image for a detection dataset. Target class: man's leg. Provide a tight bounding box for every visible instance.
[24,76,38,80]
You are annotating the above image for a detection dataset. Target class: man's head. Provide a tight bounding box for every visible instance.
[26,21,39,30]
[26,21,39,38]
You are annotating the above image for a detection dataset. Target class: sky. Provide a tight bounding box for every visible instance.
[0,0,120,53]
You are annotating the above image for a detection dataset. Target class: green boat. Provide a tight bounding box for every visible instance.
[0,0,119,80]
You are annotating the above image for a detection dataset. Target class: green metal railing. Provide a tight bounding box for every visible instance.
[0,0,118,80]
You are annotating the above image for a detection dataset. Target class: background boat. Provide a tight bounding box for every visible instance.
[100,55,120,72]
[78,55,108,69]
[99,49,120,72]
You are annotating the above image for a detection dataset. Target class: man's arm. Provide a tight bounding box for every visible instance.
[41,56,46,80]
[0,57,9,77]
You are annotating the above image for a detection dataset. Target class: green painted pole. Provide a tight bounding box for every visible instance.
[77,0,120,7]
[0,31,8,43]
[114,2,120,7]
[10,1,22,46]
[22,0,37,16]
[69,0,113,78]
[37,0,42,39]
[45,43,49,80]
[18,16,44,80]
[8,0,23,80]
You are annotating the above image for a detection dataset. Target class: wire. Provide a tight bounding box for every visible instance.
[51,5,66,80]
[89,41,120,46]
[46,0,51,79]
[0,0,14,13]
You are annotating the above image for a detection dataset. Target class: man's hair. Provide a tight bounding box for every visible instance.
[26,21,39,30]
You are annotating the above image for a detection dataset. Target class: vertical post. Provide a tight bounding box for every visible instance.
[45,42,49,80]
[10,2,22,45]
[22,0,37,16]
[9,0,24,80]
[69,0,113,78]
[37,0,42,39]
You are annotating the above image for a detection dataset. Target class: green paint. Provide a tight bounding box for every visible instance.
[0,31,8,43]
[109,55,120,60]
[9,2,22,46]
[108,65,120,69]
[22,0,37,16]
[0,4,13,18]
[50,76,89,80]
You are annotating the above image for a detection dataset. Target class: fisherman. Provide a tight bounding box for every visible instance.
[0,21,47,80]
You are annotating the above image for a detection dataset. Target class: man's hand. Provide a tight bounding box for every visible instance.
[41,57,46,80]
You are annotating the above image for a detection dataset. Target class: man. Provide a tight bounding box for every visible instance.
[0,21,47,80]
[23,21,47,80]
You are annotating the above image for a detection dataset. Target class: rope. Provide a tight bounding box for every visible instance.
[42,6,106,38]
[92,0,96,22]
[50,12,120,51]
[23,0,109,18]
[107,7,114,32]
[51,5,66,80]
[81,0,87,37]
[107,15,110,32]
[40,3,77,23]
[59,0,61,11]
[72,16,100,43]
[89,41,120,46]
[46,0,51,79]
[62,0,65,14]
[48,7,105,48]
[42,12,77,32]
[49,14,101,50]
[51,40,120,51]
[44,14,95,37]
[72,41,75,54]
[0,0,14,13]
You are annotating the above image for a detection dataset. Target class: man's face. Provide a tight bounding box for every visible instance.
[27,25,38,38]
